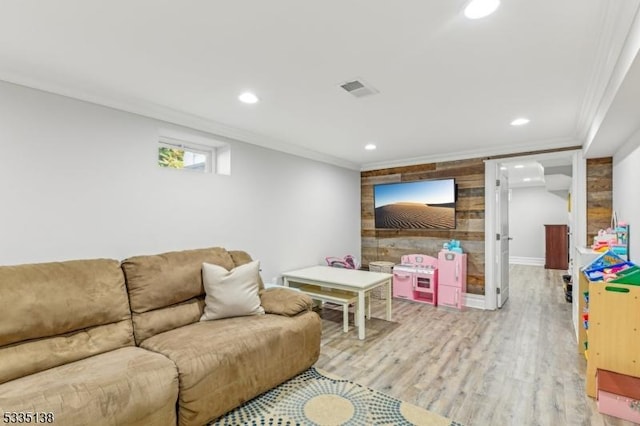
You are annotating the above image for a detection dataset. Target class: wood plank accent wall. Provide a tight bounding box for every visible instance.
[586,157,613,244]
[361,158,486,295]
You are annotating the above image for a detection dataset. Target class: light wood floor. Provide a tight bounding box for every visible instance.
[315,265,637,426]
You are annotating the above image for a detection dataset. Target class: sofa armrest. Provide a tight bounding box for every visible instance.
[259,287,313,317]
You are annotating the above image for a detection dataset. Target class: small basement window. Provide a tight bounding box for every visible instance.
[157,135,230,175]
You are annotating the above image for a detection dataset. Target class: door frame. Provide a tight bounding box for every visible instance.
[483,149,586,310]
[496,165,510,308]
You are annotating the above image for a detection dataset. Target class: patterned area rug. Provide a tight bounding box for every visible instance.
[211,367,463,426]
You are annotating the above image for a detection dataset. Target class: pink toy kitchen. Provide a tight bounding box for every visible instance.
[392,247,467,310]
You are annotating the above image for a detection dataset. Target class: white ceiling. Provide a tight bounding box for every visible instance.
[1,1,640,170]
[503,161,546,188]
[502,156,573,189]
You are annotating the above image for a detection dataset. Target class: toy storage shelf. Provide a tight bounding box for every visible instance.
[577,272,589,357]
[585,280,640,398]
[573,247,600,352]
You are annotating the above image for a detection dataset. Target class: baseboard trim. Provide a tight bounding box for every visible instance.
[509,256,545,266]
[464,293,486,310]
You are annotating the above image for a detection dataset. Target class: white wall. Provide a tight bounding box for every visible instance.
[613,130,640,263]
[509,186,568,263]
[0,81,361,283]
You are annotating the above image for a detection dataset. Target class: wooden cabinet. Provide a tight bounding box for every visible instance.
[544,224,568,270]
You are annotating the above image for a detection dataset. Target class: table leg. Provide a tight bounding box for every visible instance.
[385,279,392,321]
[283,277,289,287]
[358,290,366,340]
[343,304,349,333]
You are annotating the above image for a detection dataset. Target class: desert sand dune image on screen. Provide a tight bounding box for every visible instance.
[375,202,455,229]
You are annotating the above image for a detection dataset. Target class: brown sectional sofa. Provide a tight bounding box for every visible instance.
[0,247,321,426]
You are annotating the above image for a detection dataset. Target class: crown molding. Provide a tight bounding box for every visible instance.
[577,0,640,149]
[360,137,580,171]
[0,74,361,171]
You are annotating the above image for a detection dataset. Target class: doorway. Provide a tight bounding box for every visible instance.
[484,150,587,310]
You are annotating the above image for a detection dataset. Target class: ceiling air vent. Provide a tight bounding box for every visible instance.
[339,78,379,98]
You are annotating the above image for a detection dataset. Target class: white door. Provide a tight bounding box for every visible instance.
[496,166,510,307]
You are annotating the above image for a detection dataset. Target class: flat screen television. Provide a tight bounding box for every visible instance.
[373,178,456,229]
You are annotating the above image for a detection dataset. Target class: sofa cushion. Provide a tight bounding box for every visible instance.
[229,250,265,290]
[0,259,134,384]
[0,347,179,426]
[201,260,265,321]
[132,298,205,344]
[122,247,235,314]
[259,287,314,316]
[0,320,133,385]
[140,312,322,426]
[0,259,130,347]
[121,247,236,344]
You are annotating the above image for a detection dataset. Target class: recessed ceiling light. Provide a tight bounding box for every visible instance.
[510,117,530,126]
[238,92,259,104]
[523,178,532,182]
[500,166,507,170]
[464,0,500,19]
[514,165,524,169]
[365,143,377,151]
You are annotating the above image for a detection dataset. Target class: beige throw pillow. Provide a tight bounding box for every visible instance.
[200,260,265,321]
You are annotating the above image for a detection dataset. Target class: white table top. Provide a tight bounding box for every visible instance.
[282,265,392,290]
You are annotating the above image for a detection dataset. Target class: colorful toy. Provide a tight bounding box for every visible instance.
[443,239,463,253]
[325,255,360,269]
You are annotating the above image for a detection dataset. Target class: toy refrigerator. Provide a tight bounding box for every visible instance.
[437,251,467,310]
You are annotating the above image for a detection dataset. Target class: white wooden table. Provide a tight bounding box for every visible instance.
[281,266,393,340]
